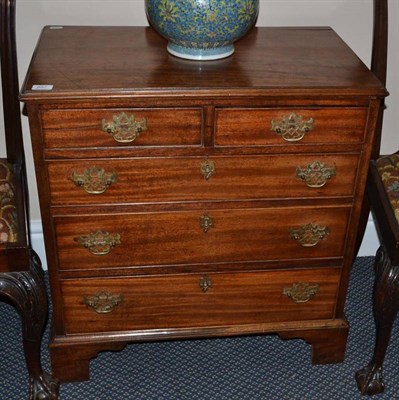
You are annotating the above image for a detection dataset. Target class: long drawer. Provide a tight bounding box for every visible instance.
[47,154,359,205]
[215,108,367,146]
[41,108,203,148]
[53,205,350,270]
[61,268,340,334]
[60,267,341,334]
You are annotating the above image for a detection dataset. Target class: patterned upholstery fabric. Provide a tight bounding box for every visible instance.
[0,160,17,243]
[376,153,399,223]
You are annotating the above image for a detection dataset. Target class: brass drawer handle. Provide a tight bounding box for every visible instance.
[296,161,336,188]
[70,166,118,194]
[200,214,213,233]
[271,113,314,142]
[283,282,319,304]
[75,230,121,256]
[289,223,329,247]
[101,112,147,143]
[83,291,123,314]
[200,159,216,180]
[199,276,212,292]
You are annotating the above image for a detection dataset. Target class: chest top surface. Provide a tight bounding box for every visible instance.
[21,26,385,101]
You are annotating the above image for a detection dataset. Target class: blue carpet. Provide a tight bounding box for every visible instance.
[1,257,399,399]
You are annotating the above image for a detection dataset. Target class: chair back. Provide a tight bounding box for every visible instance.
[0,0,29,250]
[371,0,388,158]
[1,0,23,164]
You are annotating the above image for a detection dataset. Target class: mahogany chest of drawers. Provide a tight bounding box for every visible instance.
[21,26,386,382]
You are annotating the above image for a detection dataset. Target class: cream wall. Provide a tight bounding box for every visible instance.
[1,0,398,258]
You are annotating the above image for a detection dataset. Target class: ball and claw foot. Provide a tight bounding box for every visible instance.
[30,371,59,400]
[355,364,385,396]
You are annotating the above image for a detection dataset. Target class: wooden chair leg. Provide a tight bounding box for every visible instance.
[356,245,399,395]
[0,250,59,400]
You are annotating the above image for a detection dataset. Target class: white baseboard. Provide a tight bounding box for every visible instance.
[357,213,380,257]
[30,215,381,271]
[30,220,48,270]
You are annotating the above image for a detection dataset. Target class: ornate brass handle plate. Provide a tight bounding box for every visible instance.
[102,112,147,143]
[296,161,336,188]
[75,230,121,255]
[83,291,123,314]
[199,276,212,292]
[283,282,320,304]
[200,215,213,233]
[271,113,314,142]
[289,223,330,247]
[200,159,216,180]
[70,166,117,194]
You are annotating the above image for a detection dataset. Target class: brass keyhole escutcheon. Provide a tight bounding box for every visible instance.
[201,159,216,181]
[199,276,212,293]
[200,215,214,233]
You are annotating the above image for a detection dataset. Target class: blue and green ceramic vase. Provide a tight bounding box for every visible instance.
[145,0,259,60]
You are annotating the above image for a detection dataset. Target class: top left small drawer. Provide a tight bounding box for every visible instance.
[40,108,204,149]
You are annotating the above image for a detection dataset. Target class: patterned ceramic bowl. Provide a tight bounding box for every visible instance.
[145,0,259,60]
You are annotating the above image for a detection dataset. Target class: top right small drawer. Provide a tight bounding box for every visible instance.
[214,108,367,146]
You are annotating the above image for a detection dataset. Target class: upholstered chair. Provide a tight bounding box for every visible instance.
[0,0,59,398]
[354,0,399,396]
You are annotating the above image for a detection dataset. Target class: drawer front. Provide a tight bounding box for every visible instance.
[41,108,203,148]
[54,206,350,270]
[215,108,367,146]
[61,268,341,334]
[47,154,359,205]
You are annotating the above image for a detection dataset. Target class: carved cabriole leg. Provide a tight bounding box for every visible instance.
[356,245,399,396]
[0,250,59,400]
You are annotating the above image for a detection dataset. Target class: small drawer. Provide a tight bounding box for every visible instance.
[47,154,359,205]
[61,267,341,334]
[215,108,367,146]
[41,108,203,148]
[54,205,350,271]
